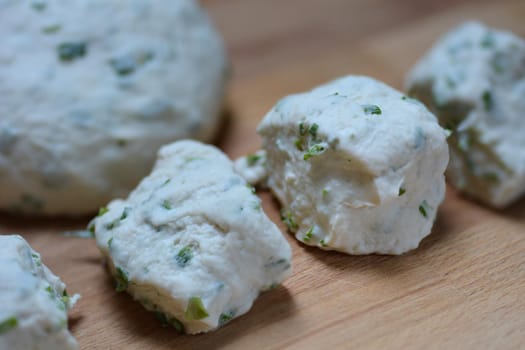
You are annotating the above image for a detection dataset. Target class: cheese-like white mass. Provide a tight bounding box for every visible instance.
[255,76,449,255]
[0,235,79,350]
[0,0,228,215]
[406,21,525,208]
[91,140,292,334]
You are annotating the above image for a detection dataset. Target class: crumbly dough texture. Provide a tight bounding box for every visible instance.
[0,0,228,215]
[92,140,292,334]
[255,76,449,255]
[0,235,79,350]
[406,21,525,208]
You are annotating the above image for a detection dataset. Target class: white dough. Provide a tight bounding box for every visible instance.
[406,21,525,208]
[0,235,79,350]
[91,140,292,334]
[254,76,449,255]
[0,0,228,215]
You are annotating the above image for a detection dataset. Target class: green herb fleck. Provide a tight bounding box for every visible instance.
[303,144,326,160]
[120,207,130,220]
[176,245,194,267]
[107,237,114,250]
[31,1,46,11]
[45,286,55,298]
[482,90,493,111]
[319,239,328,247]
[280,210,299,232]
[154,312,184,332]
[57,42,87,62]
[322,189,329,198]
[115,267,129,292]
[299,122,306,136]
[303,226,314,242]
[42,24,61,34]
[246,184,256,194]
[246,154,261,167]
[185,297,209,320]
[110,57,135,76]
[219,311,235,326]
[294,139,304,151]
[97,207,109,217]
[419,200,430,218]
[481,33,495,48]
[61,289,70,307]
[308,123,319,139]
[162,200,172,210]
[31,253,42,267]
[88,223,96,235]
[109,51,153,76]
[0,317,18,334]
[398,188,406,196]
[104,220,118,230]
[362,104,382,115]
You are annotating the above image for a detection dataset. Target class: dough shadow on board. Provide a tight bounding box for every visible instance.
[210,102,235,150]
[101,265,297,349]
[0,212,90,234]
[500,195,525,222]
[304,209,456,276]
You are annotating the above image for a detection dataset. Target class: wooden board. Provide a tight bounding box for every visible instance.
[1,0,525,348]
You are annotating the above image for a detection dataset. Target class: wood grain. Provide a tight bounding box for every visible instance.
[1,0,525,349]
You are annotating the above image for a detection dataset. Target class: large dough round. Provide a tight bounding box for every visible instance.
[0,0,228,215]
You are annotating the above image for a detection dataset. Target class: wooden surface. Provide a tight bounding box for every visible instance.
[2,0,525,348]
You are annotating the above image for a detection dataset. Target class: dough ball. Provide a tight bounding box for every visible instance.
[255,76,449,254]
[91,140,292,334]
[0,0,228,215]
[0,235,79,350]
[406,21,525,208]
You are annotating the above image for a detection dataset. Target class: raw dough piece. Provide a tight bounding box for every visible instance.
[255,76,449,254]
[91,140,292,334]
[0,0,228,215]
[0,235,79,350]
[406,21,525,207]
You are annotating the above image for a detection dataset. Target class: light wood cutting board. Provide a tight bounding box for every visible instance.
[1,0,524,349]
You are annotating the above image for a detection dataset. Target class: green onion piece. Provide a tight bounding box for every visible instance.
[185,297,209,320]
[482,91,493,111]
[115,267,129,292]
[308,123,319,139]
[303,226,314,242]
[246,154,261,167]
[362,104,382,115]
[57,42,87,62]
[303,144,326,160]
[398,188,406,196]
[419,200,430,218]
[219,311,235,326]
[0,317,18,334]
[97,207,109,217]
[176,246,194,267]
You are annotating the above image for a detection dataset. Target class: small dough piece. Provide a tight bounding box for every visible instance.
[91,140,292,334]
[0,235,79,350]
[406,21,525,208]
[256,76,449,255]
[0,0,228,215]
[233,150,268,186]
